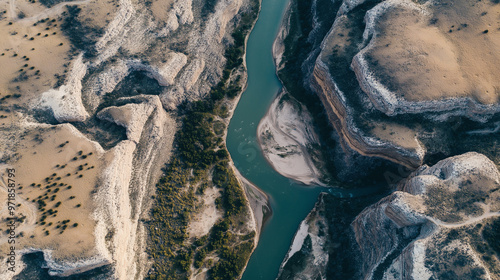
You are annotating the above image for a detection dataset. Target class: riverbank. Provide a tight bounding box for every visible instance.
[225,0,333,278]
[222,0,272,240]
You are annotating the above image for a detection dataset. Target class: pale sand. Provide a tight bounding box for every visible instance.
[282,220,309,266]
[365,0,500,104]
[370,122,422,151]
[150,0,174,23]
[0,0,119,266]
[187,186,222,239]
[0,123,104,261]
[77,0,118,30]
[0,0,116,99]
[257,92,324,186]
[0,1,71,97]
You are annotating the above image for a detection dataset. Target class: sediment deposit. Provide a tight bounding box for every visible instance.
[257,91,324,185]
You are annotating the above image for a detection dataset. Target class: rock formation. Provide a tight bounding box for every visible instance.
[268,0,500,180]
[281,152,500,279]
[273,0,500,279]
[311,0,500,168]
[0,0,263,278]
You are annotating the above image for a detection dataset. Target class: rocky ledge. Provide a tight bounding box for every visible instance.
[351,0,500,119]
[311,60,425,169]
[280,152,500,279]
[308,0,500,169]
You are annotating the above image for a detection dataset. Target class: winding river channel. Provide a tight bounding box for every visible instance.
[226,0,323,278]
[226,0,382,279]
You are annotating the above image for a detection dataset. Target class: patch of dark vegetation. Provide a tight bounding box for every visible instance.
[31,108,59,125]
[146,2,260,279]
[438,221,500,276]
[212,162,246,216]
[426,226,491,279]
[12,71,30,83]
[425,183,487,222]
[60,5,103,58]
[208,237,254,280]
[201,0,219,19]
[38,0,67,8]
[146,82,257,277]
[483,217,500,256]
[146,99,254,279]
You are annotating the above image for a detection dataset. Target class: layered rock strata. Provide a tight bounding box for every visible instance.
[298,0,500,169]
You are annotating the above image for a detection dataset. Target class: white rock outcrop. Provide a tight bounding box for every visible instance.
[97,102,154,143]
[352,152,500,279]
[281,152,500,280]
[94,95,176,280]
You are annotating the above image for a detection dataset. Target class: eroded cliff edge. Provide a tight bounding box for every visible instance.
[0,0,267,279]
[280,152,500,279]
[270,0,500,279]
[261,0,500,187]
[311,0,500,169]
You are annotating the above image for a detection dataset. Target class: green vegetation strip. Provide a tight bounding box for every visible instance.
[147,2,259,280]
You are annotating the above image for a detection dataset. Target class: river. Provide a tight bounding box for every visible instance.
[226,0,322,278]
[226,0,376,279]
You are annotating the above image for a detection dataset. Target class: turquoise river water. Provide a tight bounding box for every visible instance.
[226,0,376,279]
[226,0,321,279]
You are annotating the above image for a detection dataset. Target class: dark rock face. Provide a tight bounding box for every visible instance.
[278,193,382,280]
[280,152,500,279]
[272,0,409,185]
